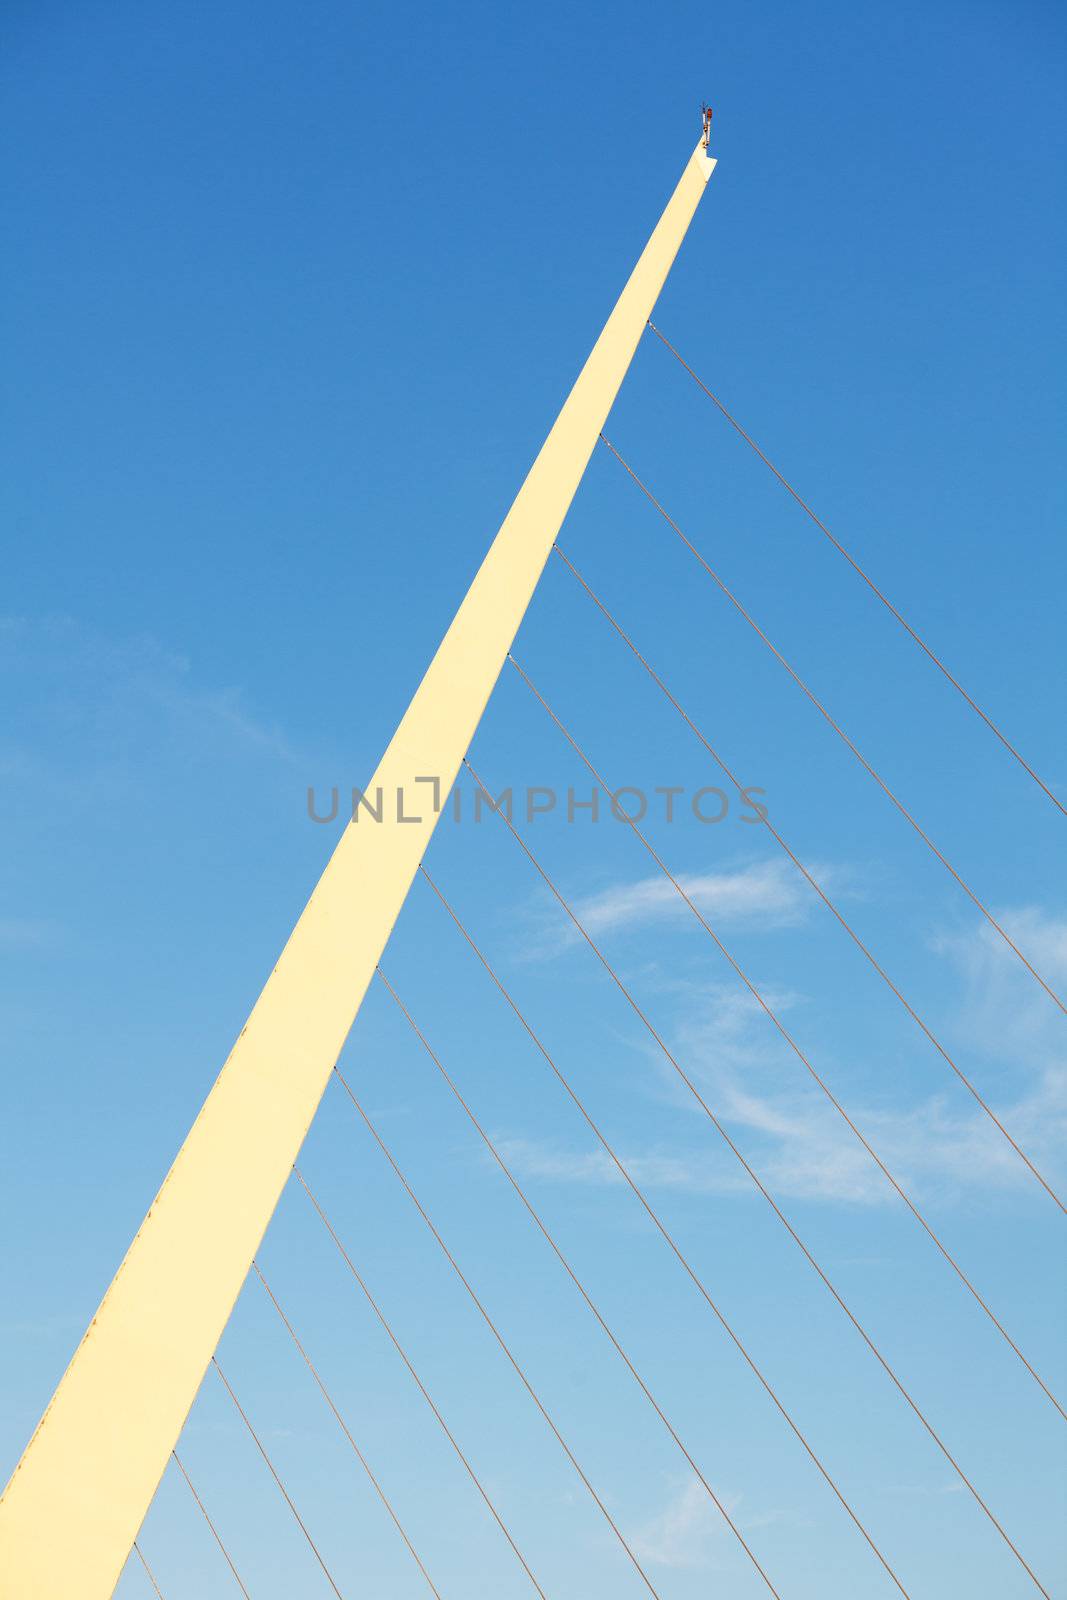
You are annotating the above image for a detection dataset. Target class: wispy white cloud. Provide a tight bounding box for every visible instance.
[491,905,1067,1208]
[633,1477,737,1569]
[572,859,823,939]
[518,857,840,963]
[0,916,54,949]
[493,1135,731,1196]
[677,902,1067,1203]
[933,906,1067,1068]
[495,1055,1064,1208]
[716,1080,1058,1205]
[494,1110,990,1207]
[0,613,300,791]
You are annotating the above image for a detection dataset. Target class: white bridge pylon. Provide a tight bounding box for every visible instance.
[0,133,715,1599]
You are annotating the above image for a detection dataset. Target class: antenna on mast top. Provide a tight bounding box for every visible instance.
[701,102,713,150]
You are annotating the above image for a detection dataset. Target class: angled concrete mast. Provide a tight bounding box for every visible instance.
[0,130,716,1599]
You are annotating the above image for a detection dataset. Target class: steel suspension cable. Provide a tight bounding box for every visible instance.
[212,1357,345,1600]
[520,583,1067,1383]
[133,1541,166,1600]
[292,1166,550,1600]
[417,863,913,1599]
[645,320,1066,818]
[329,1053,675,1600]
[464,757,1050,1598]
[250,1261,445,1600]
[171,1448,252,1599]
[599,432,1065,1021]
[368,972,785,1600]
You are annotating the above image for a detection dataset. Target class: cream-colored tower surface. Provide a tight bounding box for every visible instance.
[0,139,715,1600]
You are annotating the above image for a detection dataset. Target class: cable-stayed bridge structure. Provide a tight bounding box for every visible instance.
[1,119,1063,1600]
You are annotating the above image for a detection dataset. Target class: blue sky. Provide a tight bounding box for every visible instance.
[2,1,1065,1596]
